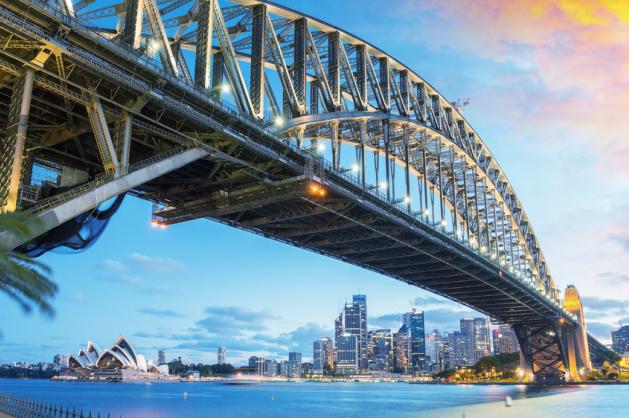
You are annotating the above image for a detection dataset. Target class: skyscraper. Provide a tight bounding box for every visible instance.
[313,340,324,374]
[369,329,393,371]
[344,299,367,371]
[336,334,358,374]
[217,346,226,365]
[459,318,474,365]
[334,311,344,359]
[158,349,166,365]
[288,352,302,378]
[352,294,368,370]
[408,309,426,372]
[473,317,491,364]
[393,324,410,373]
[492,325,520,354]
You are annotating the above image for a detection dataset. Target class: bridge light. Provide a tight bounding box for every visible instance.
[221,83,231,93]
[403,196,411,204]
[316,143,326,153]
[440,219,447,227]
[379,181,388,190]
[150,221,159,228]
[499,259,506,266]
[351,164,360,173]
[480,245,487,254]
[273,115,285,128]
[490,253,496,260]
[423,209,430,217]
[150,39,161,52]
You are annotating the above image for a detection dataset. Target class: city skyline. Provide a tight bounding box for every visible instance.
[0,0,627,367]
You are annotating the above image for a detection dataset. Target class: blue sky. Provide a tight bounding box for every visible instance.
[1,0,627,366]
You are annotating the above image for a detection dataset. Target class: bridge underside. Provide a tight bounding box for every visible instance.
[153,168,557,326]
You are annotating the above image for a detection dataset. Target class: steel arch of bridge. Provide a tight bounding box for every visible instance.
[0,0,555,300]
[94,0,555,298]
[66,0,554,298]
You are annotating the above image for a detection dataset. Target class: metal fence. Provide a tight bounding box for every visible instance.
[0,394,110,418]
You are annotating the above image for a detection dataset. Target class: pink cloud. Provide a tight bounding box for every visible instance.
[395,0,629,178]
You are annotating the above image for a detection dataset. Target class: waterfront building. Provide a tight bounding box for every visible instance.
[492,325,520,354]
[157,349,166,365]
[408,309,426,372]
[263,359,277,377]
[248,356,259,369]
[255,357,266,375]
[612,325,629,354]
[313,337,334,374]
[302,362,313,375]
[336,334,358,374]
[288,352,302,378]
[63,336,168,381]
[353,294,368,370]
[278,360,289,377]
[313,340,324,374]
[217,346,226,365]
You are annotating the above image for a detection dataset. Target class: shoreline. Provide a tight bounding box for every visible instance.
[3,376,627,385]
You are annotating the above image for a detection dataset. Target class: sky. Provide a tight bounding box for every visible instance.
[1,0,628,366]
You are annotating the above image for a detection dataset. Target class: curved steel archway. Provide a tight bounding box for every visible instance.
[0,0,557,299]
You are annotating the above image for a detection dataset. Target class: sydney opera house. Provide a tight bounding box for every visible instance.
[58,336,169,381]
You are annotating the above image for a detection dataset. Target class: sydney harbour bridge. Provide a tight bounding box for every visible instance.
[0,0,615,381]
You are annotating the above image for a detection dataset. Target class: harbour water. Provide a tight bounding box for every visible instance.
[0,379,627,417]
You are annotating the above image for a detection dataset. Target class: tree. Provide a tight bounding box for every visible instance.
[0,212,57,315]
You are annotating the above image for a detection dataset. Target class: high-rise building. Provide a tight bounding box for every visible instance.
[425,329,443,372]
[352,294,368,370]
[369,329,393,371]
[313,340,324,374]
[612,325,629,354]
[408,309,426,372]
[248,356,260,369]
[492,325,520,354]
[288,352,302,378]
[217,346,226,365]
[392,324,410,373]
[336,334,358,374]
[334,312,343,364]
[459,318,474,365]
[472,317,491,364]
[344,301,366,371]
[158,349,166,365]
[313,337,334,374]
[263,359,277,377]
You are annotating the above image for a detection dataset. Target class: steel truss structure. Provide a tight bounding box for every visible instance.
[0,0,614,379]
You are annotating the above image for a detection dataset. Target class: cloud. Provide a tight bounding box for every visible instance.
[129,253,183,274]
[137,308,185,318]
[97,273,143,285]
[194,306,278,335]
[101,259,126,273]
